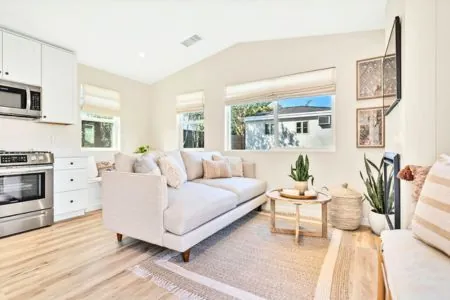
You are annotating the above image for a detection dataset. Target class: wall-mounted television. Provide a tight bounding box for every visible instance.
[383,16,402,116]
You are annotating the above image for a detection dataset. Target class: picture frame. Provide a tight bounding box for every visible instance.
[356,56,397,100]
[356,107,385,148]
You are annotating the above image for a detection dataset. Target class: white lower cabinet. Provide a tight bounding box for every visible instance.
[54,156,89,222]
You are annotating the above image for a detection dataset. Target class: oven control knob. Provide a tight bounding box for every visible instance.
[31,156,37,161]
[38,155,44,160]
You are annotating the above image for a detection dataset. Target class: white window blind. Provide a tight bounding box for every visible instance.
[81,84,121,116]
[176,91,204,113]
[225,68,336,105]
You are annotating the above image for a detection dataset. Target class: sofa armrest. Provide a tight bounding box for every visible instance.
[243,161,256,178]
[102,171,168,245]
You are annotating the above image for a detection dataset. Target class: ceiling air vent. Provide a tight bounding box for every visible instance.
[181,34,202,47]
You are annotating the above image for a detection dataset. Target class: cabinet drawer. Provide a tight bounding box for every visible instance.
[54,170,88,192]
[54,157,87,170]
[54,190,87,215]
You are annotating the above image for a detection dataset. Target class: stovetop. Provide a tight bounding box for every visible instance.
[0,151,54,166]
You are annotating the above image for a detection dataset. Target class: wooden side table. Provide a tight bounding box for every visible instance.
[265,189,332,243]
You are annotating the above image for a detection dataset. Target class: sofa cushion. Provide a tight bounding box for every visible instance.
[164,182,238,235]
[381,230,450,300]
[134,153,161,175]
[194,177,266,205]
[114,152,138,173]
[181,151,220,180]
[412,154,450,256]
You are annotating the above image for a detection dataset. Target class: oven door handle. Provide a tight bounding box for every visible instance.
[0,166,53,175]
[26,87,31,110]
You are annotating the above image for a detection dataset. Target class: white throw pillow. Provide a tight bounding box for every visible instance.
[213,154,244,177]
[114,152,137,173]
[412,154,450,256]
[158,155,187,188]
[181,151,220,180]
[134,154,161,175]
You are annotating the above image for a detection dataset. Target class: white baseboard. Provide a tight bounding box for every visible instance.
[54,210,85,222]
[86,203,102,212]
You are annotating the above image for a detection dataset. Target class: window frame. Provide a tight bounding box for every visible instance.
[80,111,121,151]
[225,95,336,152]
[177,110,205,150]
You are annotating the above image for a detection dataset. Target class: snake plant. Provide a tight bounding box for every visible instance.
[289,154,314,185]
[360,154,394,214]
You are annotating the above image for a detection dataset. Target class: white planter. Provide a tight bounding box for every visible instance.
[294,181,308,195]
[369,210,394,235]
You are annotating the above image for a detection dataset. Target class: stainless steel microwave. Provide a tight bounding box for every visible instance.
[0,80,41,119]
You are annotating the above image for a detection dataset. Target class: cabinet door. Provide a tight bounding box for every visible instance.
[41,45,76,124]
[0,33,3,78]
[2,32,41,86]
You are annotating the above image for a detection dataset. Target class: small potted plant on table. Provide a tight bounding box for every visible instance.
[289,154,314,195]
[360,154,394,235]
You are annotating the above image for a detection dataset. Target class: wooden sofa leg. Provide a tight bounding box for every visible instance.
[116,233,123,242]
[182,249,191,262]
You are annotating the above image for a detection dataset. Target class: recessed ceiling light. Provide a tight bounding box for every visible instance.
[139,52,145,58]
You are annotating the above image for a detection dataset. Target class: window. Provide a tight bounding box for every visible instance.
[177,91,204,149]
[80,84,121,150]
[81,112,120,149]
[225,68,335,151]
[265,123,274,135]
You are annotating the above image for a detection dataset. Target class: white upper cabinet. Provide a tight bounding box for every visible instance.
[0,34,3,77]
[41,45,76,124]
[2,32,41,86]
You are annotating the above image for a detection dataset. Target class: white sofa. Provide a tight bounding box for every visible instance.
[102,151,267,262]
[379,230,450,299]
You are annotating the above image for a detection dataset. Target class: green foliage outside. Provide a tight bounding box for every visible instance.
[231,102,273,136]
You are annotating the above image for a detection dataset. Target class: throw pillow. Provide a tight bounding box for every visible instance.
[158,155,187,188]
[203,159,232,179]
[410,165,432,201]
[114,152,137,173]
[412,154,450,256]
[212,154,243,177]
[181,151,220,180]
[134,154,161,175]
[164,150,188,179]
[96,161,114,177]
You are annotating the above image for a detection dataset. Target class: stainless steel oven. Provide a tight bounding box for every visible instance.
[0,151,53,237]
[0,80,41,119]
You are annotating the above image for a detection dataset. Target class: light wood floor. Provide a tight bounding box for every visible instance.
[0,211,379,300]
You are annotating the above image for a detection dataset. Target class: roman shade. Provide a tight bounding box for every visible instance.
[176,91,204,113]
[81,84,121,116]
[225,68,336,105]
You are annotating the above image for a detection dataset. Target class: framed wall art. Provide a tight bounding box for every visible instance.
[356,107,385,148]
[356,57,383,100]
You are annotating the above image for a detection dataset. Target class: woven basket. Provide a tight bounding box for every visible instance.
[329,183,362,230]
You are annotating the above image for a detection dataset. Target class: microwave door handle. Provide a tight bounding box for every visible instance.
[26,87,31,110]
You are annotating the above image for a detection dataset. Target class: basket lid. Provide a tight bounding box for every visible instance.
[330,183,362,198]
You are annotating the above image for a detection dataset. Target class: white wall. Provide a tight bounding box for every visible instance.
[148,30,386,218]
[0,64,153,161]
[385,0,450,227]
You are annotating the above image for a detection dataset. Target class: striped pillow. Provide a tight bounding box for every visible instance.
[412,154,450,256]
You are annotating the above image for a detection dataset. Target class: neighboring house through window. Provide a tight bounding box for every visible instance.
[80,85,121,150]
[176,91,205,149]
[225,68,336,150]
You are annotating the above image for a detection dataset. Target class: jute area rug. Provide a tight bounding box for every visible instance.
[129,212,344,300]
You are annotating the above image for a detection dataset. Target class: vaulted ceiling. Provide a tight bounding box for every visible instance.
[0,0,386,84]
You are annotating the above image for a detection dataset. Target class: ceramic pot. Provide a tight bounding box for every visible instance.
[294,181,308,195]
[368,210,394,235]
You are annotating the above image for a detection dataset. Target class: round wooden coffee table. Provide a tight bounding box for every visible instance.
[265,189,332,243]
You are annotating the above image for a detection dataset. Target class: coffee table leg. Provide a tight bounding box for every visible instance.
[322,203,328,238]
[270,198,276,233]
[295,205,300,243]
